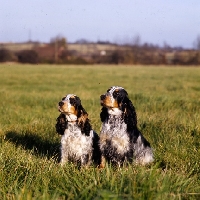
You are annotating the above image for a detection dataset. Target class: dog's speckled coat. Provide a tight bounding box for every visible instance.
[100,86,154,167]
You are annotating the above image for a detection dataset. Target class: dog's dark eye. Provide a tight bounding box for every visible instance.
[70,98,76,105]
[62,97,66,100]
[113,91,119,96]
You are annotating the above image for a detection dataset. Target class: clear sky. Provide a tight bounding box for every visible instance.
[1,0,200,48]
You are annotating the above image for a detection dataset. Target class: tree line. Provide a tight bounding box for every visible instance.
[1,35,200,65]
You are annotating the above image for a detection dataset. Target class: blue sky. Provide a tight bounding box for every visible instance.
[1,0,200,48]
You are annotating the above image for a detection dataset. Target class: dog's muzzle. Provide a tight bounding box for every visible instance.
[59,101,64,107]
[58,101,64,112]
[100,94,106,100]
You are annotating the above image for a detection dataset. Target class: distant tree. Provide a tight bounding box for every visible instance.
[50,35,68,63]
[163,42,172,51]
[97,40,111,44]
[75,39,91,44]
[193,35,200,50]
[111,50,124,64]
[132,35,141,47]
[50,36,67,48]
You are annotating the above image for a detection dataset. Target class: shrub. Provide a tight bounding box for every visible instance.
[64,57,89,64]
[17,50,39,64]
[0,49,14,62]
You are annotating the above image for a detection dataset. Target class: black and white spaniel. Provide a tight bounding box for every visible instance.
[56,94,101,167]
[99,86,154,167]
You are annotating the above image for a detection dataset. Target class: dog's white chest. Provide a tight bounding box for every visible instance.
[111,134,130,153]
[61,128,93,158]
[100,119,130,154]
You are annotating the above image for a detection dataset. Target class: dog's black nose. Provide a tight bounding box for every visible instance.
[59,101,64,107]
[100,95,106,100]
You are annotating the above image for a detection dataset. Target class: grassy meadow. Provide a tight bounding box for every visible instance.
[0,63,200,199]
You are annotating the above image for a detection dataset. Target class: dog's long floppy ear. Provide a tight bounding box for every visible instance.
[122,97,137,132]
[55,113,68,135]
[76,97,92,136]
[100,107,109,122]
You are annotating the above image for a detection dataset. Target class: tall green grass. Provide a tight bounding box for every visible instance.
[0,63,200,199]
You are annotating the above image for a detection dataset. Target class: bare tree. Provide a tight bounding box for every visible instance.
[193,35,200,50]
[132,35,141,47]
[50,35,67,63]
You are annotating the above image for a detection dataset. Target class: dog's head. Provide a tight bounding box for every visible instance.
[100,86,129,115]
[100,86,137,130]
[56,94,91,136]
[58,94,81,121]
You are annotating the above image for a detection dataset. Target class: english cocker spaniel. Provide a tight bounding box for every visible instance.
[99,86,154,167]
[56,94,101,167]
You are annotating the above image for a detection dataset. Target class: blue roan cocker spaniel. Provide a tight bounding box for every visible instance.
[56,94,101,167]
[99,86,154,167]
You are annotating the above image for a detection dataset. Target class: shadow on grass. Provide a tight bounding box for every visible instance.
[5,131,61,162]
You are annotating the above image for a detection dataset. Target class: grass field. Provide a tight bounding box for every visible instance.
[0,63,200,199]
